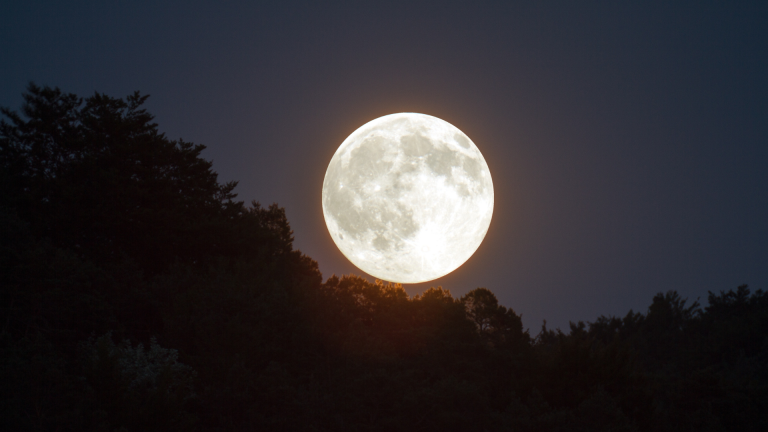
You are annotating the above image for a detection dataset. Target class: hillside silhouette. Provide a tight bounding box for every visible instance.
[1,85,766,431]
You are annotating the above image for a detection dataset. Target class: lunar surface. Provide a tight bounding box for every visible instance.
[322,113,494,283]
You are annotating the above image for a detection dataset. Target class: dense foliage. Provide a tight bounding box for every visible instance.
[1,85,765,431]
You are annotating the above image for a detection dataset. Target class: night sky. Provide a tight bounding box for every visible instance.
[2,1,766,331]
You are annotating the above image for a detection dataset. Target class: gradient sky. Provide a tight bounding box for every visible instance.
[2,1,766,331]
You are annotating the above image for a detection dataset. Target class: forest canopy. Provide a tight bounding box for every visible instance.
[1,84,766,431]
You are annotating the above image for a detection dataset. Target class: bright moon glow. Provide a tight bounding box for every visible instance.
[322,113,494,283]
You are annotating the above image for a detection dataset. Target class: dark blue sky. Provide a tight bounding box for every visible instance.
[2,1,766,331]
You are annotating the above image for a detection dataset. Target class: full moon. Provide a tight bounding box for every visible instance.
[322,113,494,283]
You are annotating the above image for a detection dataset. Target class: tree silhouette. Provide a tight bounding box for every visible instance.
[461,287,528,349]
[0,83,244,275]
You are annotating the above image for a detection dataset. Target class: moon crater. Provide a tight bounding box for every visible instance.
[322,113,494,283]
